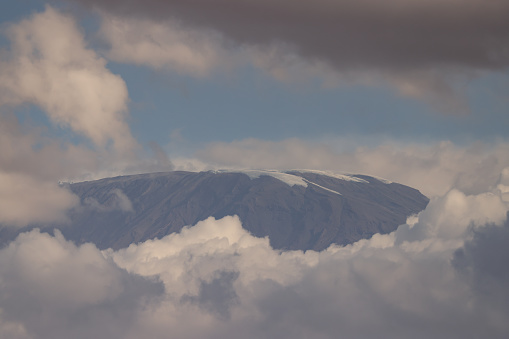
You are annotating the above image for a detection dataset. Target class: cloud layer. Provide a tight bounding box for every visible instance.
[0,229,163,339]
[65,0,509,111]
[192,138,509,197]
[68,0,509,71]
[1,184,509,338]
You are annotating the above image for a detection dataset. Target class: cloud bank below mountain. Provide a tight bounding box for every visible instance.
[1,184,509,338]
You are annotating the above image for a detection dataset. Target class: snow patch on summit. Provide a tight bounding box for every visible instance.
[302,179,342,195]
[213,169,308,187]
[287,169,369,183]
[211,169,384,188]
[370,176,393,184]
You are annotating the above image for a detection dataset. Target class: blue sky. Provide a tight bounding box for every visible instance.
[122,65,509,146]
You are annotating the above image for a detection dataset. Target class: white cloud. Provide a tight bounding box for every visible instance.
[0,115,95,226]
[194,138,509,197]
[0,172,78,227]
[0,6,137,157]
[0,7,148,226]
[99,13,227,76]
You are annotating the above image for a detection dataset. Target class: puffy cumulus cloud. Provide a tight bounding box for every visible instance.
[0,5,137,157]
[2,183,509,338]
[0,229,164,339]
[90,188,509,338]
[195,138,509,197]
[66,0,509,112]
[394,189,508,246]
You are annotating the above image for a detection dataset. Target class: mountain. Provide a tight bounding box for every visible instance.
[1,170,429,251]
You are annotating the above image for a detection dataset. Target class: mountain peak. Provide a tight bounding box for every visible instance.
[1,170,428,252]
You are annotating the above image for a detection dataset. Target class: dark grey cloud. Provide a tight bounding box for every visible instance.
[63,0,509,72]
[453,215,509,314]
[181,270,240,320]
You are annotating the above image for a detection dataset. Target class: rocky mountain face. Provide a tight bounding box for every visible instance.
[1,170,429,251]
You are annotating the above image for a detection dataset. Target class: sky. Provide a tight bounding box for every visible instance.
[1,0,509,338]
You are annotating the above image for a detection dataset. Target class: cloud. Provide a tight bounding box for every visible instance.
[0,5,137,157]
[65,0,509,71]
[0,7,155,227]
[66,0,509,112]
[194,138,509,197]
[82,188,134,213]
[0,115,90,226]
[452,218,509,317]
[0,116,98,182]
[181,270,240,320]
[93,188,509,338]
[2,181,509,338]
[0,229,163,339]
[145,141,175,172]
[0,172,78,227]
[96,13,343,86]
[98,13,228,76]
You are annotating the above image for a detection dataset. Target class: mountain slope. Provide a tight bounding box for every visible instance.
[48,170,429,251]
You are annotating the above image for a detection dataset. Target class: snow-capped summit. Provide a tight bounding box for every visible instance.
[1,170,428,251]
